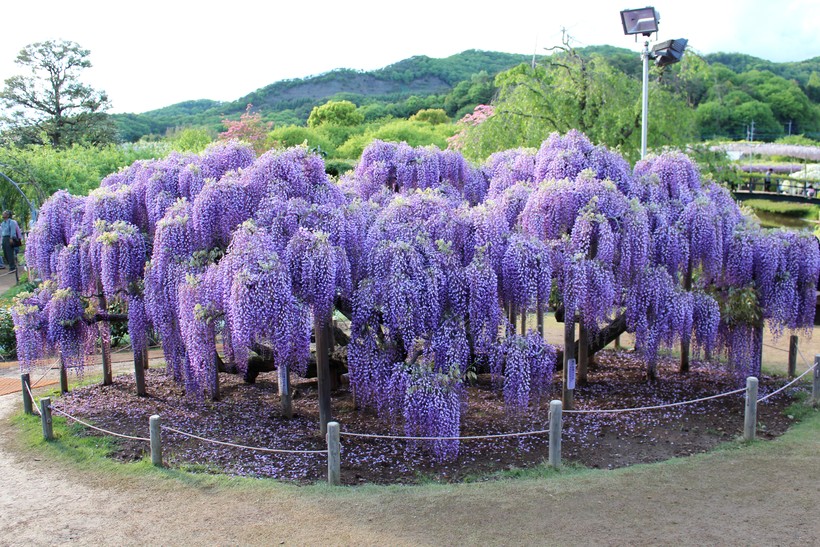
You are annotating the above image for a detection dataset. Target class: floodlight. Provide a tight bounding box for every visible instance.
[651,38,688,67]
[620,7,659,36]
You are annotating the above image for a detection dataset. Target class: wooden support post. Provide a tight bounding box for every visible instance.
[548,400,562,468]
[562,315,575,410]
[327,321,340,391]
[508,304,517,333]
[788,335,798,379]
[133,347,146,397]
[41,397,53,441]
[21,373,32,415]
[315,314,332,436]
[812,355,820,406]
[143,346,149,370]
[149,415,162,467]
[98,290,113,386]
[614,335,621,350]
[211,351,220,402]
[278,364,292,419]
[327,421,341,486]
[536,299,544,340]
[520,308,527,335]
[680,267,693,373]
[753,323,764,377]
[744,376,758,442]
[59,357,68,394]
[578,321,589,385]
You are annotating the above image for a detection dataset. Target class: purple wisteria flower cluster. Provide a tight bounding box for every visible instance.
[18,130,820,462]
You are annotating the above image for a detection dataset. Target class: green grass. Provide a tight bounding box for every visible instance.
[0,270,35,306]
[743,199,819,219]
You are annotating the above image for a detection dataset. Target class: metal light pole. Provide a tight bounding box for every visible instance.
[641,40,650,160]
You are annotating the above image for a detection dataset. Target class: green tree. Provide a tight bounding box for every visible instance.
[307,100,364,128]
[459,39,696,162]
[166,126,214,153]
[269,125,336,156]
[0,142,164,225]
[0,40,114,147]
[443,71,495,117]
[409,108,450,124]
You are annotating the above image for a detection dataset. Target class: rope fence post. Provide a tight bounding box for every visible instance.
[40,397,53,441]
[21,373,32,415]
[149,415,162,467]
[327,421,340,486]
[787,335,798,378]
[813,355,820,407]
[548,400,562,468]
[744,377,758,441]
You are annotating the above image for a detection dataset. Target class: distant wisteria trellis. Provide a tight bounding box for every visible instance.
[14,131,820,462]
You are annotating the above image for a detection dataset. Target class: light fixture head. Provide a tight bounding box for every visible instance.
[620,7,660,36]
[651,38,688,67]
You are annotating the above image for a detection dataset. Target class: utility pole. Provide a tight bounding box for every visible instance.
[640,40,650,159]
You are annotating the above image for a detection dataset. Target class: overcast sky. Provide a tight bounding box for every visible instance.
[1,0,817,114]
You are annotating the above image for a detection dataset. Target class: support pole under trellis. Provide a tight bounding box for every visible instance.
[562,315,575,410]
[59,357,68,394]
[133,346,146,397]
[315,313,332,436]
[578,321,589,385]
[680,266,693,373]
[788,335,798,379]
[278,364,292,419]
[98,288,113,386]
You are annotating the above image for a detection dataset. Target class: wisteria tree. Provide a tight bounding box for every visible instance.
[15,131,819,462]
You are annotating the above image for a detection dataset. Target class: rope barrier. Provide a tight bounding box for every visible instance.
[796,347,813,370]
[339,387,749,441]
[339,427,552,441]
[562,387,747,414]
[48,405,150,442]
[757,360,818,404]
[161,425,328,455]
[762,342,790,354]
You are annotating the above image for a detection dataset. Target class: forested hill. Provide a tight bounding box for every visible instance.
[111,48,820,143]
[112,50,530,141]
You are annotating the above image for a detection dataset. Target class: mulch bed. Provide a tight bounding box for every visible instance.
[53,350,800,485]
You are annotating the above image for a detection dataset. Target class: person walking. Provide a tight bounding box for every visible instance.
[1,210,22,272]
[764,168,773,192]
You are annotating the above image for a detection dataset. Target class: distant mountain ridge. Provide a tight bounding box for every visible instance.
[111,48,820,142]
[112,50,531,140]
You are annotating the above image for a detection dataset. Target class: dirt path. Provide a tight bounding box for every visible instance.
[1,393,818,546]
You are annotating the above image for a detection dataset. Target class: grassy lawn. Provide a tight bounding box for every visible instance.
[743,199,819,219]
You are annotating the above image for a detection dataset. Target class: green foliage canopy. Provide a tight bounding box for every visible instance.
[307,100,365,128]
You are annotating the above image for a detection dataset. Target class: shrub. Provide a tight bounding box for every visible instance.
[0,308,16,359]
